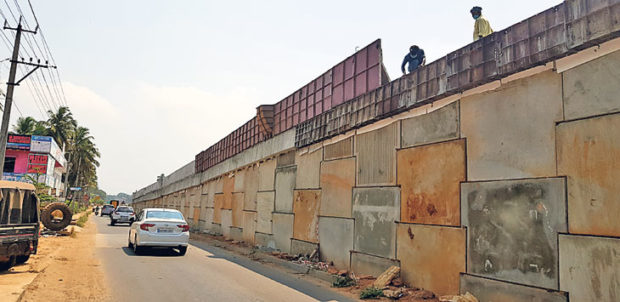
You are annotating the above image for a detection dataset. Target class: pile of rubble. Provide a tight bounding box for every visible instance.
[270,250,330,271]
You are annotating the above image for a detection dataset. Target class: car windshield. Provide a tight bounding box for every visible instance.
[103,205,113,209]
[146,210,183,220]
[116,207,133,212]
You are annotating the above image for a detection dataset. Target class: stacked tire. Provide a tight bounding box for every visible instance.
[41,203,73,231]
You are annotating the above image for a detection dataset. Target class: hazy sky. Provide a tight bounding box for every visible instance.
[3,0,562,194]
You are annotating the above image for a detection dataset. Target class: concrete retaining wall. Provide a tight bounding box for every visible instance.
[133,37,620,300]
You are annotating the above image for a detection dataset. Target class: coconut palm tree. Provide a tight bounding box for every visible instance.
[68,126,100,190]
[46,106,76,148]
[12,116,37,134]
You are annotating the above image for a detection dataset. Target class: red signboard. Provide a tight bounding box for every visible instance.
[28,154,48,165]
[27,164,47,174]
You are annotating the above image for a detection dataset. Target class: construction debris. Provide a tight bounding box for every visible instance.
[383,288,406,299]
[411,289,435,299]
[391,277,403,287]
[439,292,479,302]
[373,266,400,288]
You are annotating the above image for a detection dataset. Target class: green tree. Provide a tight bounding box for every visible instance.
[68,126,100,190]
[12,116,37,135]
[46,106,76,148]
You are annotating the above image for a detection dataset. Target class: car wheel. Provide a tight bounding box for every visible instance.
[16,255,30,264]
[133,236,141,255]
[178,246,187,256]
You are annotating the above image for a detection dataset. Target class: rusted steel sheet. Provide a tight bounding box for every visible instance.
[256,191,275,234]
[292,190,321,243]
[275,166,296,213]
[352,187,400,259]
[295,147,322,189]
[397,223,466,296]
[559,234,620,301]
[222,176,235,209]
[460,71,562,181]
[320,157,356,218]
[318,217,354,269]
[231,192,244,227]
[242,211,256,244]
[461,177,567,289]
[243,165,259,211]
[324,137,353,160]
[355,122,399,186]
[557,113,620,237]
[397,139,465,226]
[272,213,294,253]
[461,274,568,302]
[258,158,276,191]
[213,193,224,224]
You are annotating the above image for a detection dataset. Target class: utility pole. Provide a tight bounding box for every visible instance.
[0,18,53,173]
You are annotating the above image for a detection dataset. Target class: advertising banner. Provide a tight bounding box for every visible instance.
[28,154,48,165]
[30,135,52,153]
[7,134,31,150]
[27,164,47,174]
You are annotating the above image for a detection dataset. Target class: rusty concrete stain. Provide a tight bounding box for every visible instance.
[559,234,620,302]
[293,189,321,243]
[223,175,235,209]
[324,137,353,160]
[320,157,356,218]
[355,122,399,186]
[460,71,562,181]
[213,193,224,223]
[461,178,567,290]
[397,139,465,226]
[461,274,568,302]
[231,192,244,227]
[396,223,466,296]
[242,211,256,244]
[557,113,620,237]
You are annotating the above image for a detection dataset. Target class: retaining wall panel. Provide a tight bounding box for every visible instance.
[256,191,275,234]
[221,209,232,238]
[230,226,243,242]
[401,102,460,148]
[242,211,256,244]
[295,147,322,189]
[355,122,399,186]
[350,252,400,277]
[258,159,276,191]
[558,113,620,237]
[396,223,466,296]
[352,187,400,259]
[243,166,259,211]
[460,71,562,180]
[275,166,297,213]
[231,192,244,227]
[213,193,224,223]
[291,239,318,256]
[292,190,321,243]
[320,157,356,218]
[559,234,620,302]
[318,217,354,269]
[255,232,276,250]
[272,213,294,253]
[397,139,465,226]
[324,137,353,160]
[461,177,567,289]
[460,274,568,302]
[223,176,235,209]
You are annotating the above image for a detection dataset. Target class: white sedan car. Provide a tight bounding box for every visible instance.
[128,208,190,255]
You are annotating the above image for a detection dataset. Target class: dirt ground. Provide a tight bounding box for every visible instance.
[16,213,108,302]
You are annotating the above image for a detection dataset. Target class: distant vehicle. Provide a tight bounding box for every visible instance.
[0,181,39,271]
[100,205,115,216]
[110,206,135,226]
[128,208,189,256]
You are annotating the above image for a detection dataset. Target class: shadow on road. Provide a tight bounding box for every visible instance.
[120,246,183,257]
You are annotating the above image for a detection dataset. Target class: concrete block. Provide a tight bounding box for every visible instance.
[258,159,276,191]
[210,223,222,236]
[242,211,256,244]
[295,147,322,189]
[222,176,234,209]
[292,190,321,243]
[461,177,567,289]
[401,101,460,148]
[318,217,354,269]
[460,71,563,180]
[563,49,620,120]
[559,235,620,302]
[396,223,466,296]
[256,191,274,234]
[243,165,259,211]
[272,213,294,253]
[203,207,214,228]
[221,209,232,238]
[199,194,209,216]
[275,166,297,213]
[557,113,620,237]
[320,158,356,218]
[233,168,245,192]
[291,239,318,257]
[397,139,465,226]
[206,181,215,207]
[255,232,276,250]
[324,137,353,160]
[214,177,223,193]
[213,193,224,224]
[460,274,568,302]
[350,252,400,277]
[355,122,399,186]
[352,187,400,259]
[231,192,244,227]
[277,150,296,167]
[230,226,243,242]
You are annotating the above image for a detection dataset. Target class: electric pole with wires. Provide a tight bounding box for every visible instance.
[0,17,55,172]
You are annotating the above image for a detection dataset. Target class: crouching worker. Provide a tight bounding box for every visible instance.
[401,45,426,75]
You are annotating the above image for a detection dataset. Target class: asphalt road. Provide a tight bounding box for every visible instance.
[93,215,355,302]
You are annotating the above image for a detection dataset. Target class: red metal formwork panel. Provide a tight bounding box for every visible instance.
[447,33,500,92]
[498,20,531,74]
[565,0,620,50]
[416,57,447,104]
[528,4,568,64]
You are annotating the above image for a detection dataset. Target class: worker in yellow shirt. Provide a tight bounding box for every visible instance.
[471,6,493,41]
